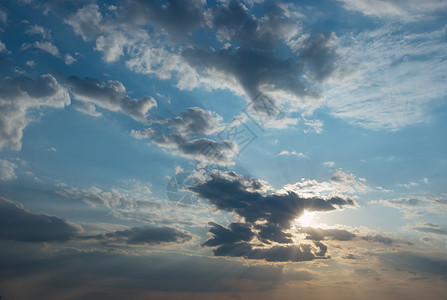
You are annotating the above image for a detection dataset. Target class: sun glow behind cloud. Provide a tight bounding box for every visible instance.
[296,211,315,227]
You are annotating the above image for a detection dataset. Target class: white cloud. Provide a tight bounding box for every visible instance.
[66,76,157,122]
[25,24,51,39]
[0,40,6,53]
[0,74,70,150]
[280,169,369,197]
[73,102,102,117]
[278,150,307,158]
[325,26,447,130]
[338,0,447,20]
[64,4,103,41]
[64,53,76,65]
[26,60,36,67]
[0,10,6,24]
[323,161,335,167]
[374,195,447,217]
[0,159,17,181]
[22,41,60,57]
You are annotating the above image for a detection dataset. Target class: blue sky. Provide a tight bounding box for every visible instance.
[0,0,447,299]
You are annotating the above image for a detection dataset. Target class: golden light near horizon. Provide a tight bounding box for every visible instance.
[296,210,315,227]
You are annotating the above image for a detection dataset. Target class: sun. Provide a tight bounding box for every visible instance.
[296,210,314,226]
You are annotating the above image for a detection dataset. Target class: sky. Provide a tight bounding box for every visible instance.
[0,0,447,299]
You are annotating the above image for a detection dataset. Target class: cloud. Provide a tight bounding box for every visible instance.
[157,107,223,135]
[56,184,136,208]
[360,234,393,245]
[337,0,447,20]
[278,150,307,158]
[84,226,193,246]
[73,102,102,117]
[196,170,356,261]
[300,227,356,241]
[0,159,17,180]
[65,76,156,122]
[64,53,76,65]
[131,107,236,166]
[281,169,369,197]
[121,0,206,37]
[63,1,339,115]
[374,195,447,217]
[0,198,82,242]
[0,74,70,150]
[22,41,61,56]
[0,40,6,53]
[379,252,447,282]
[25,24,51,39]
[407,223,447,236]
[64,4,103,41]
[326,25,447,130]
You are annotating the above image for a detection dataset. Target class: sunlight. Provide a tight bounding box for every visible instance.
[297,210,314,226]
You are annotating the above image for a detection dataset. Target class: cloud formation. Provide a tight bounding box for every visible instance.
[131,107,236,166]
[66,76,157,122]
[0,198,82,242]
[0,74,70,150]
[195,171,356,261]
[0,159,17,180]
[84,226,193,246]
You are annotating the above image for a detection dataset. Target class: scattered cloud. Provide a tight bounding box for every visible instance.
[195,170,356,262]
[0,198,82,242]
[22,41,61,56]
[65,76,156,122]
[374,195,447,217]
[406,223,447,237]
[278,150,307,159]
[0,74,70,150]
[326,25,447,130]
[131,107,236,166]
[73,102,102,117]
[337,0,447,20]
[0,159,17,181]
[82,226,193,246]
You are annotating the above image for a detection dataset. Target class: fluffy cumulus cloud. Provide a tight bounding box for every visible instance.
[0,74,70,150]
[194,170,356,262]
[0,198,82,242]
[65,76,156,122]
[131,107,236,166]
[83,226,193,246]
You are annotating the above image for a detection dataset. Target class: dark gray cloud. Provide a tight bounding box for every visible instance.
[121,0,206,36]
[300,227,357,241]
[361,234,394,245]
[196,171,356,261]
[0,74,70,150]
[84,226,193,246]
[131,107,235,166]
[196,171,355,231]
[157,107,223,135]
[202,222,255,247]
[0,246,312,298]
[380,252,447,282]
[409,223,447,236]
[0,198,82,242]
[65,76,156,122]
[152,134,236,166]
